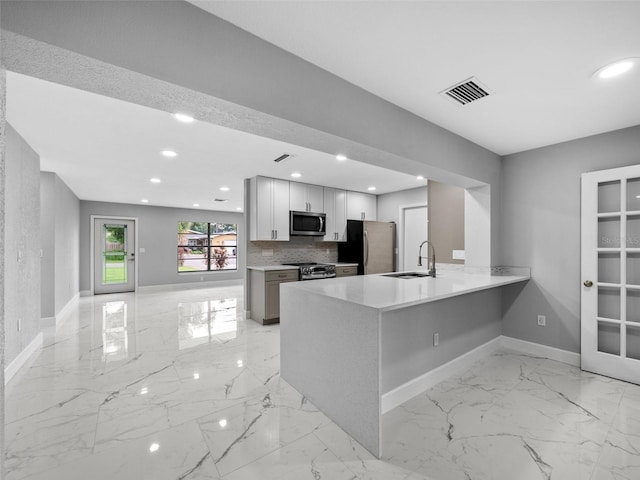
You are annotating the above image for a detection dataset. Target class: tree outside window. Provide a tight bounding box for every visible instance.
[177,222,237,272]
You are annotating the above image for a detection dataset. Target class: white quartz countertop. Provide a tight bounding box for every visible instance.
[247,265,299,271]
[281,268,530,312]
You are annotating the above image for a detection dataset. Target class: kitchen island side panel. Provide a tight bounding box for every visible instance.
[280,286,382,457]
[381,288,502,393]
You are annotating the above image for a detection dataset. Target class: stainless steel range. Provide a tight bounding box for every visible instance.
[284,262,336,281]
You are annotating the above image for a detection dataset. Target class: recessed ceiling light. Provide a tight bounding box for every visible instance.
[149,443,160,453]
[368,186,376,191]
[173,113,195,123]
[219,186,230,191]
[636,195,640,199]
[594,58,638,79]
[141,199,149,203]
[161,150,177,158]
[291,172,302,178]
[236,207,243,211]
[416,175,425,180]
[193,203,199,207]
[150,178,161,183]
[336,154,347,161]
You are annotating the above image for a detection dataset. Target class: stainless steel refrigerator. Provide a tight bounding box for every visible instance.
[338,220,395,275]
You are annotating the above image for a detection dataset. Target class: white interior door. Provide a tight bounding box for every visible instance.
[402,205,428,271]
[581,164,640,384]
[94,218,136,294]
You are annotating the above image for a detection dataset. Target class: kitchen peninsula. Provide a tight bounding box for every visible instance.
[280,267,530,457]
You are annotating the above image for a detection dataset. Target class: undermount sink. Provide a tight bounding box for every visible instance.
[383,272,433,279]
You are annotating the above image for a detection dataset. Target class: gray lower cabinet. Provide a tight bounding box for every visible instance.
[249,269,298,324]
[335,265,358,277]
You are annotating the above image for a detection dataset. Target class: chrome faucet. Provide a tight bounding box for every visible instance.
[418,240,436,277]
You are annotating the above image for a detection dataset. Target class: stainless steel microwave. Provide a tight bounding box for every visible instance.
[290,210,326,236]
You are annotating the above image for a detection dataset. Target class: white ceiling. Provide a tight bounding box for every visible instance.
[190,0,640,155]
[6,72,426,211]
[6,1,640,211]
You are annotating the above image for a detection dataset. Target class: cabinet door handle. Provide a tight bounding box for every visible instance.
[275,230,277,240]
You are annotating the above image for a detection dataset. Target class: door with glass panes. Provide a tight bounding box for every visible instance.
[94,218,136,294]
[581,165,640,384]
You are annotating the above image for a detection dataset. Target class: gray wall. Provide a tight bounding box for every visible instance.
[4,123,40,365]
[501,125,640,353]
[1,42,7,468]
[377,186,427,224]
[382,288,502,392]
[428,180,465,265]
[377,186,428,269]
[40,172,55,318]
[79,201,244,291]
[41,171,80,318]
[54,175,80,313]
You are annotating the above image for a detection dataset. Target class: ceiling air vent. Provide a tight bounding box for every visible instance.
[273,153,292,163]
[440,77,492,106]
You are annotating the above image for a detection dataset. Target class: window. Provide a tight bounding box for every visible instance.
[178,222,237,272]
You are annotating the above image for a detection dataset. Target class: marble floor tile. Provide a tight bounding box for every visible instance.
[5,284,640,480]
[15,420,221,480]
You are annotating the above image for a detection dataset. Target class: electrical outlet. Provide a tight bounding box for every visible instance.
[433,333,440,347]
[537,315,546,326]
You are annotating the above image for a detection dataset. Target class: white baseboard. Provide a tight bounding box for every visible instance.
[501,335,580,367]
[56,292,80,327]
[41,316,56,328]
[381,335,580,414]
[80,290,91,297]
[5,332,43,385]
[381,336,503,414]
[138,278,243,292]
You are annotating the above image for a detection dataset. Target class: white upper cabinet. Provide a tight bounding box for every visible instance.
[290,182,324,212]
[347,191,377,221]
[250,176,290,241]
[321,187,347,242]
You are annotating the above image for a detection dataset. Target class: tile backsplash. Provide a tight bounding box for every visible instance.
[247,237,338,266]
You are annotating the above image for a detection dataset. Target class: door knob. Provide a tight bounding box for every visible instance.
[584,280,593,287]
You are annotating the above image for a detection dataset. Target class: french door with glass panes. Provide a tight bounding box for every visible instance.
[581,165,640,384]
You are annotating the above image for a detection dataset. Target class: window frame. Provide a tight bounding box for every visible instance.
[177,222,237,273]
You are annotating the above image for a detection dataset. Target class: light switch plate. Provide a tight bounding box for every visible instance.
[452,250,465,260]
[139,247,146,253]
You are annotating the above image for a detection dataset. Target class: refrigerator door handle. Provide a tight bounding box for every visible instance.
[363,230,368,274]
